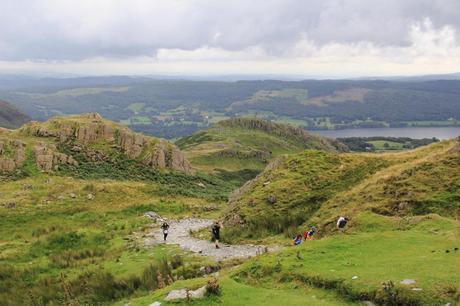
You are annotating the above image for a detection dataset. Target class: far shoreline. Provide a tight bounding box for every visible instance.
[312,126,460,140]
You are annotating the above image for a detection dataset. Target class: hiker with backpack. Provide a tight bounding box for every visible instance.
[337,216,349,232]
[304,225,317,240]
[211,221,221,249]
[293,234,302,245]
[161,221,170,241]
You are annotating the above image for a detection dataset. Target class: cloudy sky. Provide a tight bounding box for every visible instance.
[1,0,460,77]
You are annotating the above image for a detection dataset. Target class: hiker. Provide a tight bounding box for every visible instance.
[161,221,169,241]
[305,225,317,240]
[211,222,221,249]
[293,234,302,246]
[337,216,349,232]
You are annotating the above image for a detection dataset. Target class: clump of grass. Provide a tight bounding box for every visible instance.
[206,277,221,296]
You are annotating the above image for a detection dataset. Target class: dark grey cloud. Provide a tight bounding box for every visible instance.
[0,0,459,61]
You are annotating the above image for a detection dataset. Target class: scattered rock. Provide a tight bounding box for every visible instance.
[190,286,206,299]
[164,286,207,301]
[57,195,65,200]
[144,211,161,221]
[164,289,188,301]
[400,279,416,285]
[199,265,221,275]
[398,202,408,210]
[148,302,161,306]
[352,276,359,280]
[196,182,206,188]
[87,193,94,200]
[190,246,203,253]
[267,195,277,204]
[69,193,77,198]
[1,202,16,209]
[363,301,377,306]
[412,288,423,291]
[71,145,82,152]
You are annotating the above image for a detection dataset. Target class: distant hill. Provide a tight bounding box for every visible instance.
[176,117,348,184]
[224,138,460,237]
[0,99,30,129]
[1,77,460,138]
[0,113,193,179]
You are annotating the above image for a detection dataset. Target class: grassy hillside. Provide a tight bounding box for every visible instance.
[232,214,459,306]
[0,115,238,306]
[0,175,224,305]
[120,212,459,306]
[224,138,460,237]
[177,117,347,185]
[0,99,30,129]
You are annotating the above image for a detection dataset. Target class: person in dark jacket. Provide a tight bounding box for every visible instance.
[161,221,170,241]
[211,222,221,249]
[337,217,349,232]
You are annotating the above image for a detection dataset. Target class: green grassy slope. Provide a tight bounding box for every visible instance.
[121,213,459,306]
[224,138,460,237]
[0,175,222,305]
[234,214,459,305]
[176,117,348,185]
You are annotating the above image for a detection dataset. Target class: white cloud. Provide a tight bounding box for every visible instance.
[0,1,459,76]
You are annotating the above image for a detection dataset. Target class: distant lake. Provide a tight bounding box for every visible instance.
[313,127,460,140]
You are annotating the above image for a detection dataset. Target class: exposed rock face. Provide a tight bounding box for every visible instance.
[19,113,192,174]
[0,139,26,172]
[33,144,78,172]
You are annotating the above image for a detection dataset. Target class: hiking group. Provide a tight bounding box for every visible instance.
[292,216,349,246]
[159,219,222,249]
[160,216,348,248]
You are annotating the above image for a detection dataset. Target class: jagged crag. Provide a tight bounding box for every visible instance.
[0,113,192,177]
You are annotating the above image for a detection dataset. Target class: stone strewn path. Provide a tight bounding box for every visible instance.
[144,218,276,261]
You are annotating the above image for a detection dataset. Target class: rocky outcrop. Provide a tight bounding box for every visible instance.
[217,117,349,152]
[33,144,78,172]
[0,139,26,172]
[20,113,192,174]
[215,148,271,160]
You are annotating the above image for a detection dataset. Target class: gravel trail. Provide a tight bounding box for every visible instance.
[144,218,276,261]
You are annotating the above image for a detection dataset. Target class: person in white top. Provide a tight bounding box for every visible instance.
[337,216,349,231]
